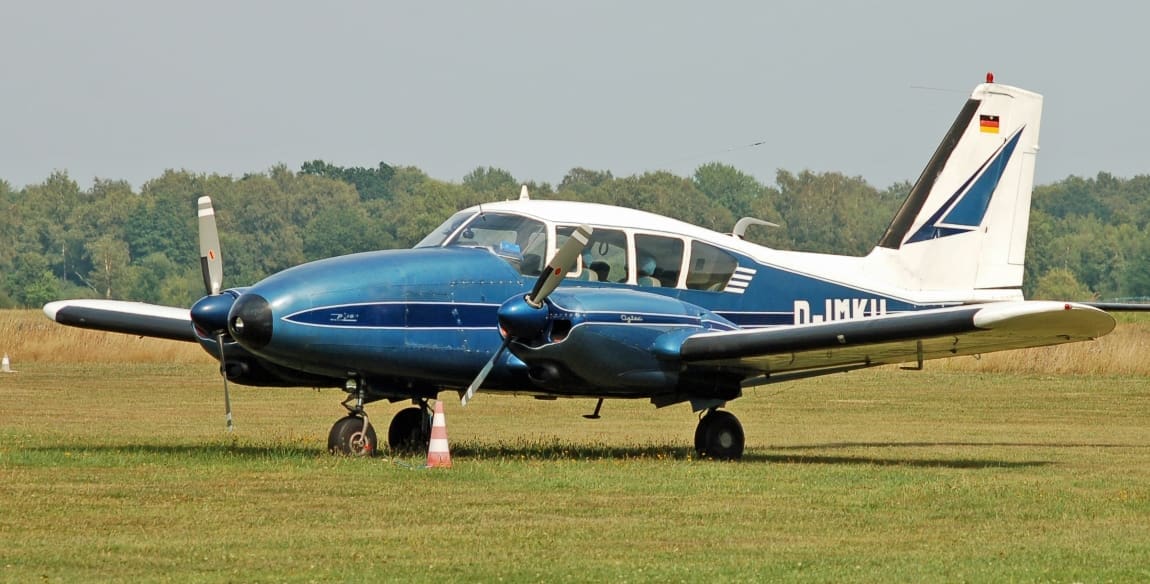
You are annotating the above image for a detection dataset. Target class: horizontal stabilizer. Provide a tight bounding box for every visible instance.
[43,299,196,342]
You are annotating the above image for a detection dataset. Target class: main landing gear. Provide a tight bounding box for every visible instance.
[694,409,745,460]
[387,403,432,453]
[327,380,432,456]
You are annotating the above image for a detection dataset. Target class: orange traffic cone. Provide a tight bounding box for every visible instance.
[426,400,452,468]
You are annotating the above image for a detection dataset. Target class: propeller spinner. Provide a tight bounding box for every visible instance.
[461,224,593,405]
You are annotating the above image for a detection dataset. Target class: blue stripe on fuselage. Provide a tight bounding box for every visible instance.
[285,302,500,329]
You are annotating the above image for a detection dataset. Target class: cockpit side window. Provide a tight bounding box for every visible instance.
[686,241,738,291]
[556,227,627,283]
[444,213,547,275]
[634,234,685,287]
[414,210,476,248]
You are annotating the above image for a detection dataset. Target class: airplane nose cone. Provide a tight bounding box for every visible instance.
[229,293,273,349]
[190,293,235,335]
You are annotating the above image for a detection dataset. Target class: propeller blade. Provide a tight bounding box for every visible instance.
[462,339,508,406]
[526,224,592,308]
[217,333,234,431]
[198,196,223,296]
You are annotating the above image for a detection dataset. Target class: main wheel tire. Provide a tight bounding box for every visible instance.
[328,415,378,456]
[695,410,745,460]
[388,407,430,453]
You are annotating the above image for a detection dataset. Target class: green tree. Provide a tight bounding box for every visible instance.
[84,235,135,299]
[16,172,85,286]
[692,162,765,220]
[391,180,484,247]
[300,160,396,201]
[771,170,897,255]
[1121,234,1150,297]
[462,167,517,196]
[0,180,19,284]
[1033,175,1110,221]
[303,206,388,260]
[6,252,60,307]
[223,174,306,285]
[1023,209,1056,297]
[577,171,734,233]
[558,168,613,195]
[130,252,177,304]
[1032,267,1094,301]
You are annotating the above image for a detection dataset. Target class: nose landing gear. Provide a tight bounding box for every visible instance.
[328,414,377,456]
[328,383,378,456]
[328,378,433,456]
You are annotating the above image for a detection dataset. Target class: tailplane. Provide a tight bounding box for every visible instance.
[869,77,1043,293]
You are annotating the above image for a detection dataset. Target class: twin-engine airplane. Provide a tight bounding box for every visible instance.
[43,78,1144,459]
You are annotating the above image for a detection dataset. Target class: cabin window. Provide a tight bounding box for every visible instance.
[557,226,627,283]
[634,234,684,287]
[685,241,738,291]
[415,210,476,248]
[444,213,547,275]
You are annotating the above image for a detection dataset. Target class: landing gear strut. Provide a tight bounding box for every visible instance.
[694,409,745,460]
[328,386,377,456]
[328,378,433,456]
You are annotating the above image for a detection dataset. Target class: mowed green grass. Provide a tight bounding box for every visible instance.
[2,361,1150,582]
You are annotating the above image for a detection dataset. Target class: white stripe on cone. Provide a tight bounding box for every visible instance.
[426,400,452,468]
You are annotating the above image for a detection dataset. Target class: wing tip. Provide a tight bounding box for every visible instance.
[973,301,1116,337]
[43,301,66,321]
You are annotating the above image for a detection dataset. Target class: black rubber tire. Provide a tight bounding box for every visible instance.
[327,415,378,456]
[387,407,430,453]
[694,417,707,455]
[695,410,745,460]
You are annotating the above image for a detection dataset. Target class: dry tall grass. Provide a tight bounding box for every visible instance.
[934,315,1150,375]
[0,309,208,364]
[3,309,1148,374]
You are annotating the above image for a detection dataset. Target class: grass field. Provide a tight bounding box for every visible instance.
[2,310,1150,582]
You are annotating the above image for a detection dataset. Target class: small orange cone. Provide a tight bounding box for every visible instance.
[426,400,452,468]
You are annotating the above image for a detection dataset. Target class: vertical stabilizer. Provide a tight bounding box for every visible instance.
[869,80,1043,292]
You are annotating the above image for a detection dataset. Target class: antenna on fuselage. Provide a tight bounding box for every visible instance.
[519,185,530,201]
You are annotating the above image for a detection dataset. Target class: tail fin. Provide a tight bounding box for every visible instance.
[870,80,1043,292]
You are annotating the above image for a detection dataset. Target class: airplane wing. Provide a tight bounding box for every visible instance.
[43,299,197,343]
[678,301,1115,380]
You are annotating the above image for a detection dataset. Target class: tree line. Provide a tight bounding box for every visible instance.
[1,162,1147,308]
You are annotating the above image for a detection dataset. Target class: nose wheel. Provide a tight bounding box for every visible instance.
[328,415,377,456]
[329,384,378,455]
[694,409,745,460]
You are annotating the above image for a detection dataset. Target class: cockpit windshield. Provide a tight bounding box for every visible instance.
[414,211,476,248]
[442,212,548,275]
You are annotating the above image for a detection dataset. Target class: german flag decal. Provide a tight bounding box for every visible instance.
[979,114,1000,134]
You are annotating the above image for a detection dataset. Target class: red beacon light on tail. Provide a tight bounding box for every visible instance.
[986,72,995,83]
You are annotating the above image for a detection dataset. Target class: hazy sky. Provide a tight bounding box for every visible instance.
[2,1,1147,191]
